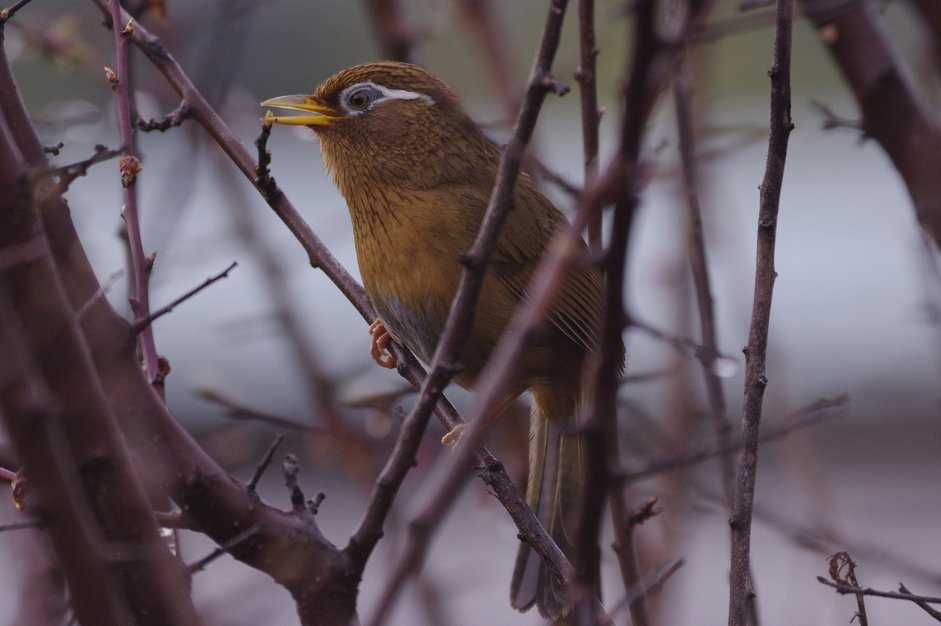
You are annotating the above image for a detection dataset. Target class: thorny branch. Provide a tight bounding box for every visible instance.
[728,1,794,625]
[108,0,160,384]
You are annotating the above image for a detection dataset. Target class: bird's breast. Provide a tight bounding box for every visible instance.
[352,203,466,366]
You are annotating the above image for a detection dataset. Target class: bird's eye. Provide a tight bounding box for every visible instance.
[345,86,378,111]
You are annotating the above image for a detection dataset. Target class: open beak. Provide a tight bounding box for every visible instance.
[260,94,340,126]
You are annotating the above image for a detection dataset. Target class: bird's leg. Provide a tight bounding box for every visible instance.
[368,319,397,369]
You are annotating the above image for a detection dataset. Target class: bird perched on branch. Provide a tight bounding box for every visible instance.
[263,61,617,620]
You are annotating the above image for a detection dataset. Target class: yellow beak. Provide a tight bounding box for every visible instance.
[260,94,340,126]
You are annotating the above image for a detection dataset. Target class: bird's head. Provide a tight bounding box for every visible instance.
[262,62,492,190]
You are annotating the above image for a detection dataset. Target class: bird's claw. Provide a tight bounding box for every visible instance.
[440,423,465,447]
[368,319,397,369]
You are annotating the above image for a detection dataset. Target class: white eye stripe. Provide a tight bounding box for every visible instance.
[339,81,434,114]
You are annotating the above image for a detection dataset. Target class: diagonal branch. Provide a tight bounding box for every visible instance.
[131,261,237,334]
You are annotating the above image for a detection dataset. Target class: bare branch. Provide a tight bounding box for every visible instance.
[899,583,941,622]
[810,100,865,135]
[817,578,941,605]
[76,268,124,319]
[108,0,161,384]
[194,387,318,432]
[137,100,191,132]
[247,434,284,493]
[622,394,847,482]
[0,0,36,23]
[132,261,237,334]
[607,558,686,621]
[187,525,259,574]
[575,0,602,248]
[41,144,122,196]
[728,1,794,624]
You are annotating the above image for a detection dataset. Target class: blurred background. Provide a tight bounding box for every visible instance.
[2,1,940,624]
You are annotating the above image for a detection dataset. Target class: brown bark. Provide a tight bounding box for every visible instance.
[802,0,941,248]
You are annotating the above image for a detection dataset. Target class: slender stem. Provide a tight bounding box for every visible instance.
[727,1,794,625]
[108,2,159,382]
[576,0,602,249]
[576,2,657,622]
[817,578,941,605]
[131,261,237,334]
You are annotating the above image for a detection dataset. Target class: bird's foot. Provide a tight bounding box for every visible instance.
[440,423,465,447]
[368,319,397,369]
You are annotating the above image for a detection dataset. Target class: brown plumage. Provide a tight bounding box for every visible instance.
[264,61,618,620]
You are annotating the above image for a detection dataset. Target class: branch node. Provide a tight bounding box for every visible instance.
[540,72,570,96]
[119,155,142,187]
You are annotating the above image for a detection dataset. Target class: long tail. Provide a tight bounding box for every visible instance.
[510,386,584,621]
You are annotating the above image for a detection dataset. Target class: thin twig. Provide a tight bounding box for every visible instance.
[41,144,122,197]
[247,434,284,493]
[728,1,794,624]
[137,101,191,132]
[899,583,941,622]
[627,311,731,362]
[607,558,686,620]
[621,394,847,482]
[42,141,63,155]
[363,3,578,623]
[132,261,237,334]
[186,524,259,574]
[817,578,941,605]
[108,1,160,384]
[0,0,36,23]
[576,0,602,249]
[809,99,865,136]
[194,387,317,432]
[610,497,660,626]
[674,53,736,506]
[76,268,125,319]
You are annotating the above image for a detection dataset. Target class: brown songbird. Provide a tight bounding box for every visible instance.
[263,62,613,619]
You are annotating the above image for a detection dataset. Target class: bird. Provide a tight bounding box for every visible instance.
[262,61,618,620]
